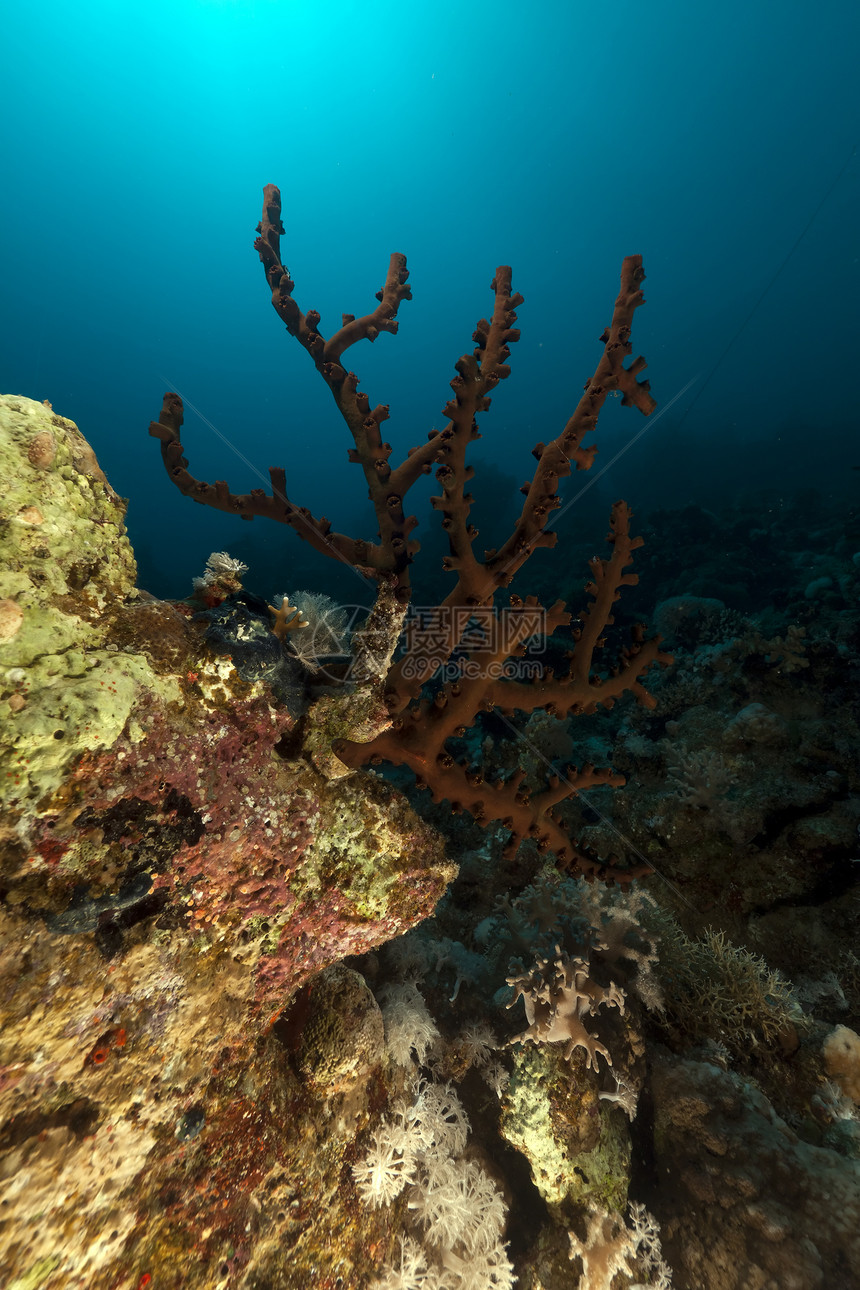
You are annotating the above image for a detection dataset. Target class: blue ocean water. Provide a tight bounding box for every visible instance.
[1,0,857,605]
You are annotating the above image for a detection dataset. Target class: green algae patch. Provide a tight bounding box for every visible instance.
[501,1047,574,1205]
[8,1255,62,1290]
[244,912,291,957]
[2,650,179,814]
[0,395,137,668]
[0,394,184,825]
[567,1101,631,1213]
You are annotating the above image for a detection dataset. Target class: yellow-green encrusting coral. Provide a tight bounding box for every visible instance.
[0,395,178,833]
[500,1046,631,1212]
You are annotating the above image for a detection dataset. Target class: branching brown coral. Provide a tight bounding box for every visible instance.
[336,504,671,879]
[149,185,672,884]
[268,597,309,642]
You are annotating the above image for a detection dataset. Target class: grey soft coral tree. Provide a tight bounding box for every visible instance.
[507,946,626,1072]
[496,872,662,1073]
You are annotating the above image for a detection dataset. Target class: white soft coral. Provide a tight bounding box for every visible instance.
[409,1157,506,1257]
[441,1245,516,1290]
[353,1080,469,1209]
[379,982,441,1066]
[376,1236,453,1290]
[404,1080,470,1157]
[352,1116,416,1207]
[357,1080,516,1290]
[627,1201,673,1289]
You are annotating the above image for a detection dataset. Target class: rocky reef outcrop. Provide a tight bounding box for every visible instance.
[0,394,454,1287]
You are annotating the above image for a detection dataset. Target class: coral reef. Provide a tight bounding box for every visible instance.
[3,194,860,1290]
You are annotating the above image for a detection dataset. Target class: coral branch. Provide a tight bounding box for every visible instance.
[148,393,385,570]
[151,184,424,593]
[379,260,656,712]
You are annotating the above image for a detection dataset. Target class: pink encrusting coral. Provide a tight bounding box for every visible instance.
[55,653,453,1013]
